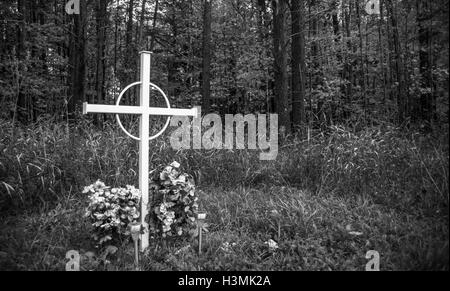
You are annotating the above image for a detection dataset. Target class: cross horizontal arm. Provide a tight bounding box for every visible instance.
[83,103,198,117]
[83,103,144,115]
[146,107,198,117]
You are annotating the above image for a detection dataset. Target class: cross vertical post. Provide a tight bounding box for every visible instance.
[139,51,151,251]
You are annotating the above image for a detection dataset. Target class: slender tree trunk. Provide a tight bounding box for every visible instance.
[201,0,212,113]
[35,0,49,121]
[291,0,306,131]
[341,0,353,120]
[68,0,87,118]
[138,0,147,49]
[331,0,341,55]
[310,0,323,127]
[167,0,179,101]
[124,0,135,91]
[256,0,271,113]
[114,0,119,93]
[331,0,340,122]
[417,0,433,123]
[150,0,159,51]
[378,0,387,113]
[95,0,108,124]
[272,0,291,134]
[16,0,27,123]
[356,0,367,123]
[126,0,135,54]
[386,0,406,124]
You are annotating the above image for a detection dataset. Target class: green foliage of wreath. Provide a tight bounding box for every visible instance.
[147,161,199,238]
[84,181,141,246]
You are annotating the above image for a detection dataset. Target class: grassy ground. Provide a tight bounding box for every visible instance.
[0,118,448,270]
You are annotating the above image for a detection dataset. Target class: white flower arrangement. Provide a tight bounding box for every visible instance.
[84,180,141,246]
[84,161,198,244]
[148,161,199,238]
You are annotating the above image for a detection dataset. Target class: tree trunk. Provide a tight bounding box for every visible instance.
[138,0,147,49]
[168,0,179,102]
[150,0,159,51]
[256,0,272,113]
[95,0,108,124]
[272,0,291,134]
[417,0,433,123]
[343,0,353,107]
[68,0,87,118]
[201,0,212,113]
[310,0,324,127]
[16,0,27,123]
[124,0,136,90]
[356,0,367,122]
[291,0,306,131]
[331,0,340,122]
[378,0,387,113]
[386,0,406,124]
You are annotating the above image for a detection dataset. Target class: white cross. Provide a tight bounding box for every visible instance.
[83,51,198,251]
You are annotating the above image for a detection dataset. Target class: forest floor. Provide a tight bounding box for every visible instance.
[0,119,448,270]
[0,185,448,271]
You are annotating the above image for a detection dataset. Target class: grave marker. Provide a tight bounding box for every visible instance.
[83,51,198,251]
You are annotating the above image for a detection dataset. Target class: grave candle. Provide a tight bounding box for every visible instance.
[196,211,207,255]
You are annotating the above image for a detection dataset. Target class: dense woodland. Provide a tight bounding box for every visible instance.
[0,0,448,131]
[0,0,449,271]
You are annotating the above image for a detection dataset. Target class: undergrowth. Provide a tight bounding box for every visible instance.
[0,117,448,270]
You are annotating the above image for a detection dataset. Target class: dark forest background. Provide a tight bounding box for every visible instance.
[0,0,448,130]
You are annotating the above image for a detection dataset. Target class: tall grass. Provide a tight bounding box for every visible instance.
[0,117,448,270]
[0,118,448,216]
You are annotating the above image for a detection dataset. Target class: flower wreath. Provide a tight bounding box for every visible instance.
[147,161,199,238]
